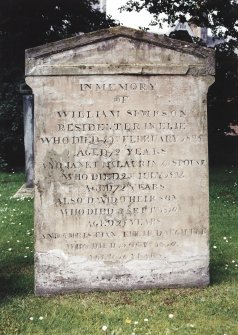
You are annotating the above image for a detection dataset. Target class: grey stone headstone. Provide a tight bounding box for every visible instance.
[20,83,34,188]
[25,27,215,295]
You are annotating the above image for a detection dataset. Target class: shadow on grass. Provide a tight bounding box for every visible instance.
[0,255,34,302]
[210,258,237,285]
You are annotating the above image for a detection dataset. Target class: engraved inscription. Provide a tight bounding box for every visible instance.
[36,77,209,263]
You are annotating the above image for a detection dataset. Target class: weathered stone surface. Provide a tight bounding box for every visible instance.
[26,26,215,76]
[20,83,34,188]
[23,95,34,188]
[26,26,215,295]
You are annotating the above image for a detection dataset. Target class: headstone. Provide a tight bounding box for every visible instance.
[20,83,34,188]
[25,27,215,295]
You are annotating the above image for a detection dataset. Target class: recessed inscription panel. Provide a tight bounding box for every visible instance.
[29,74,211,293]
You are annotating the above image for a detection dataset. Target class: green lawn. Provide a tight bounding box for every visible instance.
[0,167,238,335]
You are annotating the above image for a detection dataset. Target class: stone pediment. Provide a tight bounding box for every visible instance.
[26,26,215,76]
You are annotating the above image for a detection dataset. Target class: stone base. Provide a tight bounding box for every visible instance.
[35,250,209,295]
[13,184,34,199]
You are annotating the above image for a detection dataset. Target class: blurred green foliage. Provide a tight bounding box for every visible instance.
[124,0,238,165]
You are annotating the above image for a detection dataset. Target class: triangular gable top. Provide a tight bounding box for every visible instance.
[26,26,215,76]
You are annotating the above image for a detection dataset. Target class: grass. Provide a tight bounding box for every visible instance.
[0,166,238,335]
